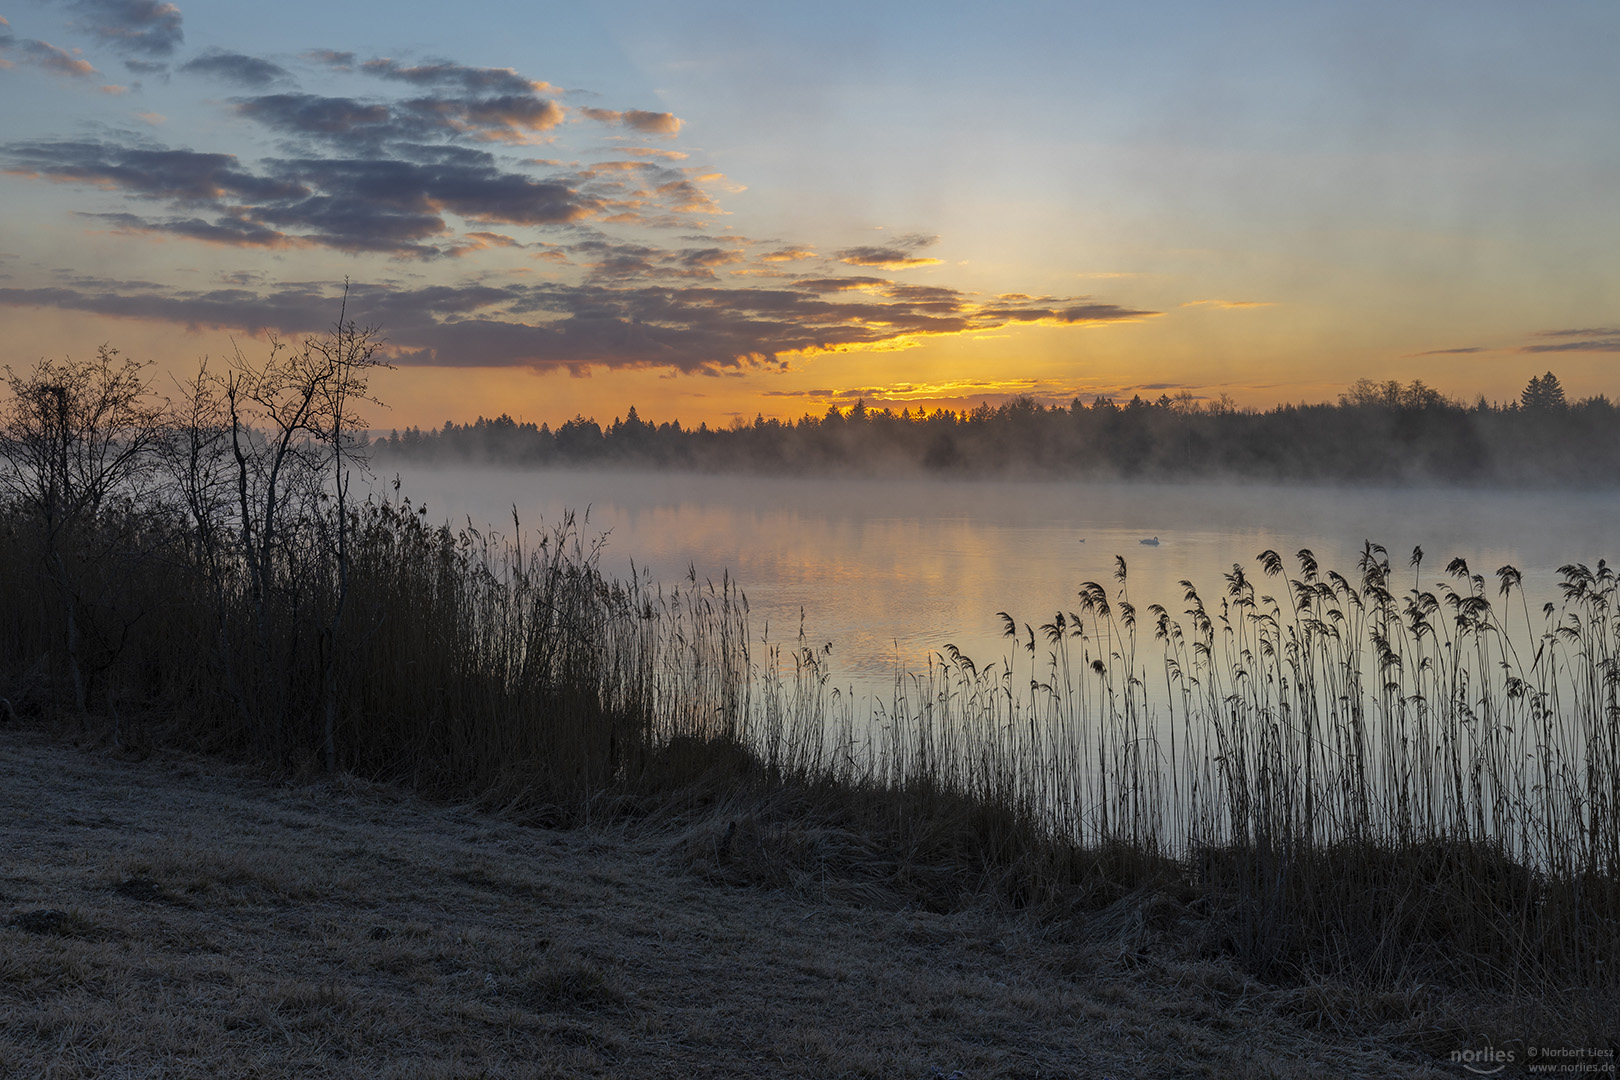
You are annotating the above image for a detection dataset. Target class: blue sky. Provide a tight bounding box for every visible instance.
[2,0,1616,426]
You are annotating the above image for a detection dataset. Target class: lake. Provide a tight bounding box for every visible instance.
[379,466,1620,702]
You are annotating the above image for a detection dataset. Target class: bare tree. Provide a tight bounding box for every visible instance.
[0,346,166,712]
[206,288,388,764]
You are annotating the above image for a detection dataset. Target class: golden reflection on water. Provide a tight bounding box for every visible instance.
[385,467,1620,701]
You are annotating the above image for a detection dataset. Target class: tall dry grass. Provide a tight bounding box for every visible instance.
[850,543,1620,985]
[2,462,1616,993]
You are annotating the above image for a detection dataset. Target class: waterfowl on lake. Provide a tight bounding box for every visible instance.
[1139,536,1160,546]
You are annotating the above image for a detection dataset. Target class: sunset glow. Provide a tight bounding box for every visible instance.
[2,1,1617,429]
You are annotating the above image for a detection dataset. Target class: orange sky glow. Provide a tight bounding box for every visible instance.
[2,2,1616,431]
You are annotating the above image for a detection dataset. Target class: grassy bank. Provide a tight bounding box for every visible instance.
[7,723,1519,1079]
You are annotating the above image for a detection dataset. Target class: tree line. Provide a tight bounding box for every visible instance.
[377,371,1620,484]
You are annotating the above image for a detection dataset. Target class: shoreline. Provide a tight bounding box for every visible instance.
[2,721,1600,1078]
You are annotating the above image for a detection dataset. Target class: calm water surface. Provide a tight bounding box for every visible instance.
[383,467,1620,700]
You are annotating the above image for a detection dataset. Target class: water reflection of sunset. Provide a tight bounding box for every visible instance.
[390,467,1620,701]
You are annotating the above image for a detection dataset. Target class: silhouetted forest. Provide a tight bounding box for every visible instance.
[375,372,1620,484]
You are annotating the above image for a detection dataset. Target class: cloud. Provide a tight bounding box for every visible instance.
[1537,327,1620,339]
[835,233,943,270]
[70,0,183,57]
[1413,346,1485,356]
[0,274,1158,375]
[356,56,553,96]
[1521,327,1620,354]
[618,147,688,160]
[233,93,393,137]
[233,90,566,144]
[83,210,306,248]
[16,39,100,78]
[571,159,727,222]
[794,277,887,292]
[304,48,354,70]
[837,247,942,269]
[179,49,291,87]
[400,93,566,141]
[761,247,815,262]
[1,138,599,255]
[3,140,305,202]
[576,107,683,134]
[1180,299,1273,309]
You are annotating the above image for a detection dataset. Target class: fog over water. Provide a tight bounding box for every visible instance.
[381,466,1620,701]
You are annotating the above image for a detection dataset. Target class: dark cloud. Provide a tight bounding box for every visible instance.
[70,0,183,57]
[3,140,306,203]
[302,53,683,141]
[122,57,167,74]
[4,137,602,255]
[234,94,393,137]
[842,244,946,270]
[1522,338,1620,353]
[84,210,299,248]
[179,50,291,87]
[0,275,1156,375]
[1521,327,1620,353]
[232,90,565,145]
[356,57,547,97]
[565,237,745,281]
[678,247,743,269]
[1415,346,1485,355]
[0,136,599,256]
[267,155,597,229]
[400,93,565,140]
[1538,327,1620,339]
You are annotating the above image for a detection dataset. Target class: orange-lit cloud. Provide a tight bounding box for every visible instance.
[1179,299,1274,309]
[13,38,100,78]
[577,107,683,135]
[837,248,942,269]
[836,232,943,270]
[619,147,688,160]
[757,377,1213,414]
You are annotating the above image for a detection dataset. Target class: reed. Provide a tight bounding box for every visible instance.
[860,543,1620,986]
[1,454,1615,996]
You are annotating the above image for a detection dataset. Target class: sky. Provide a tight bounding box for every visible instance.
[1,0,1617,430]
